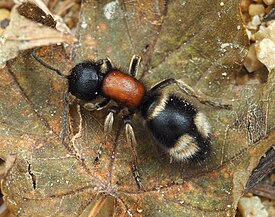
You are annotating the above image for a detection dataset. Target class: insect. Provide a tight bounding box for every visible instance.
[32,50,227,188]
[32,51,212,160]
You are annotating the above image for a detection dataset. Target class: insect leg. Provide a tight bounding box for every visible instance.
[128,55,141,77]
[94,107,119,164]
[124,115,144,191]
[147,78,231,109]
[84,98,111,111]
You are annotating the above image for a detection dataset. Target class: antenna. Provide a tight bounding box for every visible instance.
[31,50,67,78]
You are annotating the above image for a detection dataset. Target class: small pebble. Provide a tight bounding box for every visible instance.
[238,196,268,217]
[255,38,275,72]
[254,21,275,41]
[251,15,261,26]
[249,4,265,16]
[263,0,275,5]
[244,44,263,72]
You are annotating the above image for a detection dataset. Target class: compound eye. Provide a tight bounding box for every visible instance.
[68,62,101,100]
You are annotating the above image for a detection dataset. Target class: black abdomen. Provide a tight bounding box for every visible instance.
[141,94,211,161]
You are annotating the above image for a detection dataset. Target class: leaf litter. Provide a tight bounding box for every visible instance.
[0,1,76,69]
[0,0,274,216]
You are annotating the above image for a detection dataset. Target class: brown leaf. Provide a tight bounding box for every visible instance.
[1,0,274,216]
[0,3,76,68]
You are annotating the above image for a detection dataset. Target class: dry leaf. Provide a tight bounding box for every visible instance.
[0,3,76,68]
[1,0,274,216]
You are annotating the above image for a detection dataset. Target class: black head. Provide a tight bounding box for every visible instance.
[68,61,103,100]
